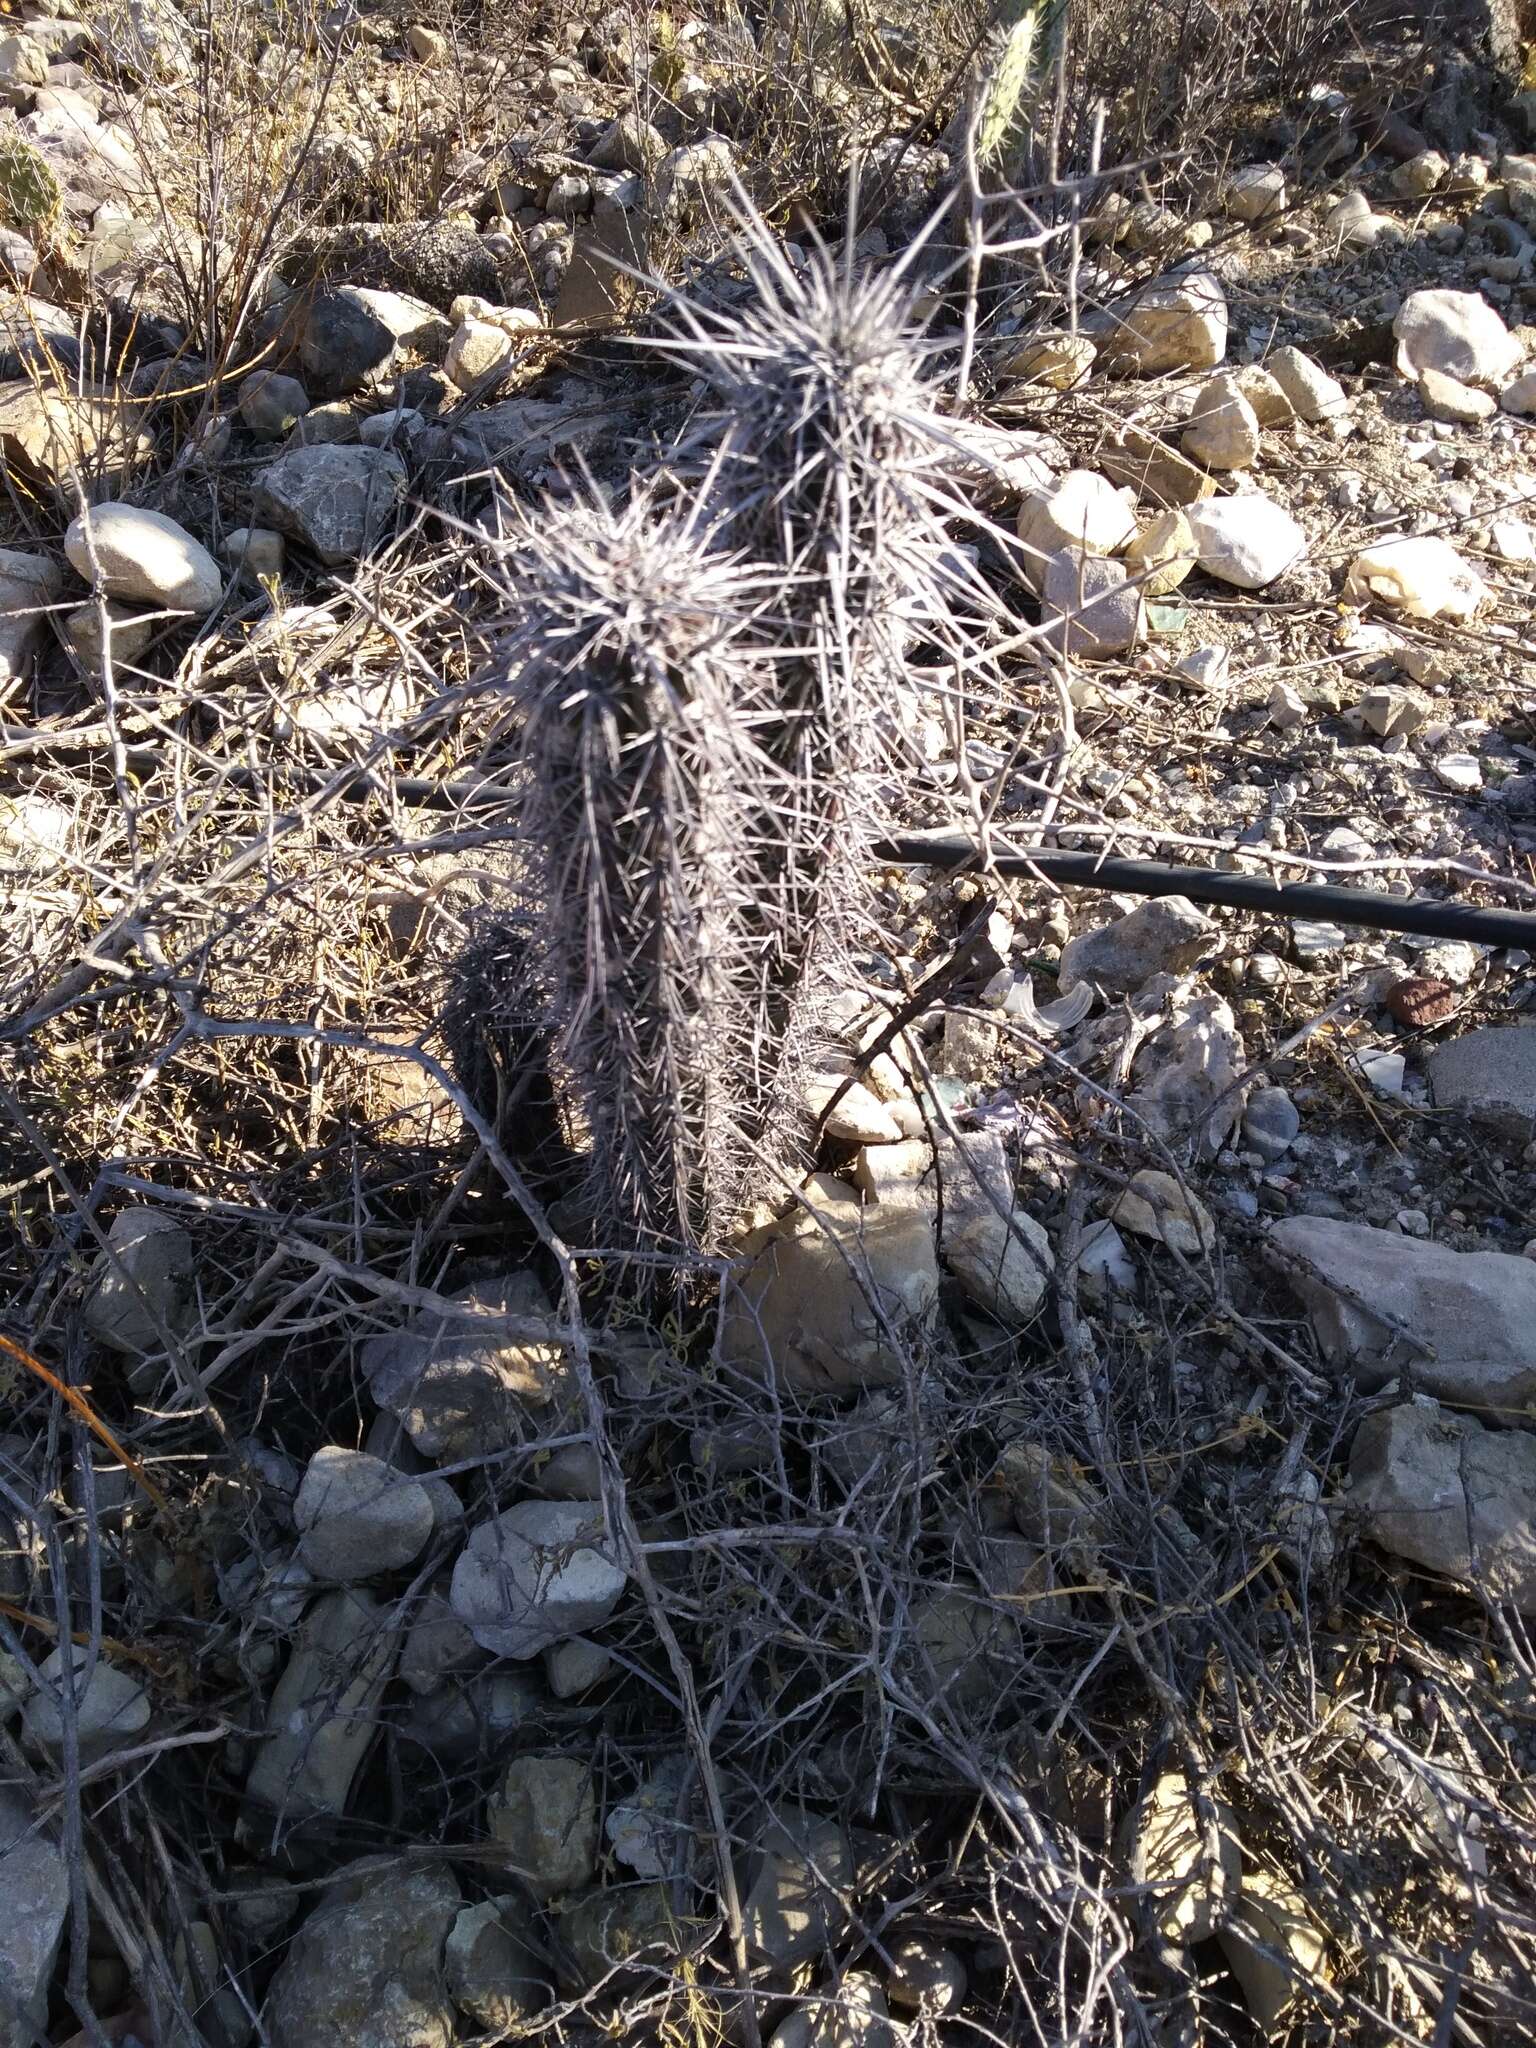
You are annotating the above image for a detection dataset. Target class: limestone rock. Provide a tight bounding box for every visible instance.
[245,1588,399,1821]
[770,1972,896,2048]
[444,1896,550,2032]
[1124,508,1197,594]
[0,1789,68,2048]
[1000,331,1096,391]
[741,1807,854,1968]
[224,525,285,579]
[263,1863,460,2048]
[21,1643,149,1753]
[717,1179,940,1394]
[252,444,408,563]
[1099,268,1227,375]
[1111,1170,1215,1256]
[886,1935,966,2016]
[1097,423,1216,508]
[1349,1399,1536,1612]
[1218,1867,1331,2029]
[1059,896,1216,995]
[1181,373,1261,470]
[1393,287,1522,388]
[1266,347,1351,433]
[1125,1771,1242,1944]
[941,419,1060,507]
[0,381,149,490]
[293,1446,434,1582]
[1038,549,1144,657]
[363,1274,565,1460]
[0,547,64,684]
[929,1130,1052,1326]
[65,503,222,615]
[1016,469,1136,592]
[488,1753,598,1898]
[82,1207,195,1359]
[1227,162,1285,222]
[451,1499,626,1658]
[1268,1215,1536,1411]
[1418,366,1497,423]
[1345,535,1488,621]
[1427,1026,1536,1142]
[1127,987,1247,1160]
[1185,492,1306,588]
[238,368,310,436]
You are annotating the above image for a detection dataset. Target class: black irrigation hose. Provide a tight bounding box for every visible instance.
[870,835,1536,953]
[218,762,1536,952]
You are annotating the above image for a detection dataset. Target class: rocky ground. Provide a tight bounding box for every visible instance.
[1,4,1536,2047]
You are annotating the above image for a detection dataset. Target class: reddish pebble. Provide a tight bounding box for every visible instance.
[1386,976,1456,1029]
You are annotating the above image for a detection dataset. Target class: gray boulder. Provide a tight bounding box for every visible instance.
[1350,1399,1536,1612]
[293,1446,434,1582]
[263,1863,460,2048]
[928,1130,1052,1325]
[253,444,407,564]
[22,1643,150,1753]
[488,1753,598,1899]
[451,1499,626,1658]
[0,1788,68,2048]
[1058,896,1217,995]
[1268,1215,1536,1411]
[82,1207,195,1361]
[65,503,223,615]
[363,1274,566,1460]
[297,284,449,398]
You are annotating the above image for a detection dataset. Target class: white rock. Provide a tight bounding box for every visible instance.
[1353,1048,1406,1096]
[1266,346,1351,434]
[1267,680,1307,729]
[224,525,285,578]
[1185,492,1306,588]
[1076,1219,1136,1301]
[451,1499,626,1658]
[1269,1216,1536,1410]
[1016,468,1136,592]
[1350,1399,1536,1612]
[1128,986,1247,1160]
[1000,331,1096,390]
[886,1935,966,2015]
[941,420,1061,507]
[294,1447,434,1582]
[1125,508,1197,595]
[1227,162,1285,222]
[1327,189,1390,251]
[22,1643,150,1751]
[1344,535,1488,621]
[1100,268,1227,375]
[444,309,537,392]
[1434,752,1482,793]
[806,1075,903,1144]
[1059,895,1216,994]
[1418,365,1497,423]
[1391,150,1448,199]
[64,503,222,615]
[1492,517,1535,564]
[1393,287,1522,388]
[443,1896,548,2033]
[1500,371,1536,414]
[1181,373,1261,470]
[770,1971,895,2048]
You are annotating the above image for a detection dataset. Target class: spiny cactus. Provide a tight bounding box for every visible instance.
[0,130,63,245]
[658,198,1002,1094]
[488,487,778,1268]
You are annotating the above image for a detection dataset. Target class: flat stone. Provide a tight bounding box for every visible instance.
[1428,1026,1536,1142]
[1111,1169,1215,1256]
[450,1499,626,1658]
[1217,1867,1331,2030]
[1097,423,1217,508]
[1344,535,1488,621]
[1268,1213,1536,1410]
[293,1446,434,1582]
[1350,1398,1536,1612]
[1418,366,1497,422]
[22,1643,150,1752]
[0,379,149,490]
